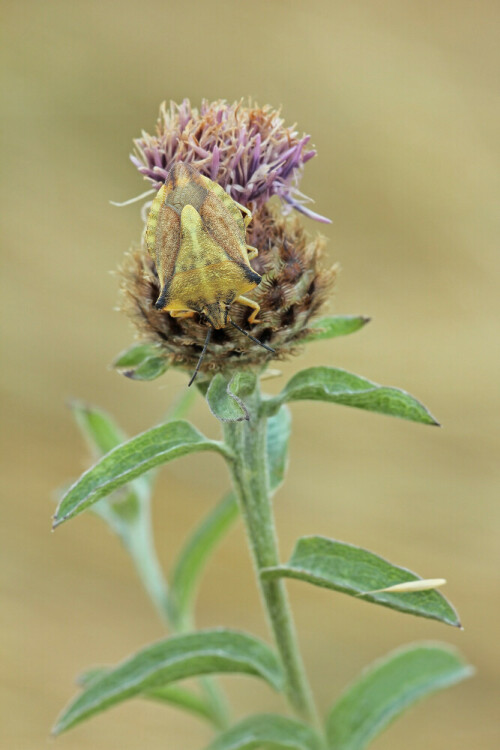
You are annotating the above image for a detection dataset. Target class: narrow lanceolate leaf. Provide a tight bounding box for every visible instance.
[77,667,217,726]
[70,400,127,456]
[69,400,151,505]
[112,341,169,381]
[69,402,145,534]
[72,388,197,488]
[326,643,473,750]
[266,404,292,493]
[53,629,284,735]
[53,421,232,528]
[261,367,439,425]
[206,713,322,750]
[261,537,460,627]
[169,492,239,630]
[207,373,253,422]
[301,315,370,343]
[68,401,173,619]
[146,683,218,724]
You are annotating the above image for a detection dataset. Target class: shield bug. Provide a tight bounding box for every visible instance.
[145,162,274,384]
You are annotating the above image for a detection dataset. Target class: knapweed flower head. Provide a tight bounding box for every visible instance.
[118,99,337,380]
[132,98,331,223]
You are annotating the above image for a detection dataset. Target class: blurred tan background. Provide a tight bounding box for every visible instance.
[1,1,499,748]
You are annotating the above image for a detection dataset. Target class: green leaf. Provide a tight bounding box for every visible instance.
[113,342,169,381]
[124,355,169,381]
[261,537,461,627]
[207,373,254,422]
[67,402,171,618]
[266,405,292,493]
[70,390,196,492]
[69,401,146,532]
[206,714,322,750]
[326,643,473,750]
[112,342,162,368]
[53,420,232,528]
[70,400,127,456]
[147,683,218,724]
[169,492,239,630]
[70,403,142,514]
[302,315,370,343]
[231,371,258,399]
[77,667,217,726]
[113,342,161,368]
[69,400,150,501]
[261,367,439,425]
[68,401,177,618]
[76,667,107,688]
[53,629,284,735]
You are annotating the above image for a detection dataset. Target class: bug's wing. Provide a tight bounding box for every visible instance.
[145,183,182,294]
[145,184,167,260]
[198,174,246,235]
[199,194,252,267]
[176,205,260,286]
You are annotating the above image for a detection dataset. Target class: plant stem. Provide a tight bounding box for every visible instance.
[223,386,319,727]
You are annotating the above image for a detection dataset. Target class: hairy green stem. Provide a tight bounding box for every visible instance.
[223,386,319,727]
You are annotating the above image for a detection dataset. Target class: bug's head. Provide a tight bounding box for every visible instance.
[200,301,230,330]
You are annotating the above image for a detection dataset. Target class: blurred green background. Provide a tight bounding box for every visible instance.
[2,1,499,748]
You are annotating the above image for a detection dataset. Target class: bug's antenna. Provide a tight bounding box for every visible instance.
[230,320,276,353]
[188,327,213,387]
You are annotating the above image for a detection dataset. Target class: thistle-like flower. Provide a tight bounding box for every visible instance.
[132,98,331,223]
[118,99,337,381]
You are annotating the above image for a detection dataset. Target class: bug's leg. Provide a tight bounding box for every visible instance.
[169,310,196,319]
[234,201,253,228]
[234,296,261,324]
[246,245,259,260]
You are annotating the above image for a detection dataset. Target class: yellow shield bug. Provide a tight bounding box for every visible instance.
[145,162,275,384]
